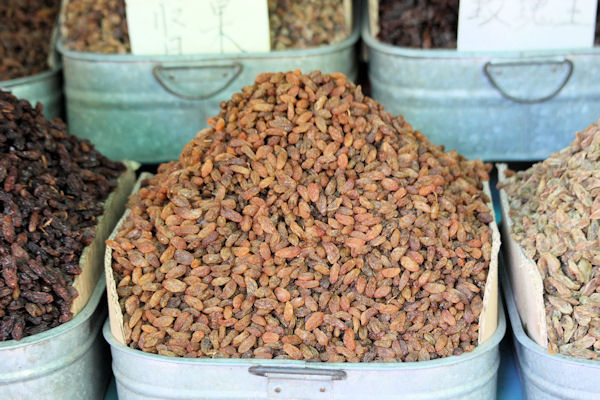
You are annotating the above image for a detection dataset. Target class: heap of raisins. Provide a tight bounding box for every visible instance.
[0,91,124,340]
[0,0,60,80]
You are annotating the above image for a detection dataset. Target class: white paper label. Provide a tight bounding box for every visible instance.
[125,0,270,55]
[458,0,598,51]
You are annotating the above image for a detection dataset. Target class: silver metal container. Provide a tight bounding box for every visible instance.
[104,304,505,400]
[57,18,359,164]
[1,68,63,120]
[0,278,110,400]
[500,264,600,400]
[362,19,600,161]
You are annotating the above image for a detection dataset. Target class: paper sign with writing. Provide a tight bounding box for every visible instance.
[125,0,270,55]
[458,0,598,51]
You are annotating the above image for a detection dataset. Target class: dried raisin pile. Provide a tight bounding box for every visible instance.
[109,70,494,362]
[269,0,350,50]
[62,0,131,54]
[377,0,458,49]
[0,91,124,340]
[500,123,600,360]
[0,0,60,81]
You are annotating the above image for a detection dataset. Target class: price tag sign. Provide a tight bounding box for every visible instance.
[458,0,598,51]
[125,0,270,55]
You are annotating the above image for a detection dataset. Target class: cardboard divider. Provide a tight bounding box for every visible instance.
[57,0,69,49]
[496,163,548,348]
[106,174,500,348]
[368,0,379,38]
[105,173,152,345]
[47,2,63,70]
[344,0,354,31]
[479,181,500,344]
[70,160,139,316]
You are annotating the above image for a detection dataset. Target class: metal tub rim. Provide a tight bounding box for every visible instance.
[0,277,106,351]
[361,16,600,60]
[57,16,360,63]
[500,264,600,368]
[1,67,62,89]
[103,301,505,370]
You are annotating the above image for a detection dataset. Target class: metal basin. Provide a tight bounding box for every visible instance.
[0,278,110,400]
[1,68,64,120]
[501,264,600,399]
[104,304,505,400]
[58,15,359,163]
[363,15,600,161]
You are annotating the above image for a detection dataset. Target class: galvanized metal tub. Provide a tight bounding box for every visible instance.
[0,67,64,120]
[362,19,600,161]
[104,304,505,400]
[500,264,600,399]
[57,20,359,164]
[0,277,110,400]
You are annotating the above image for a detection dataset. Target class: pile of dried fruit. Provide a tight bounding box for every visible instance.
[377,0,458,49]
[500,123,600,360]
[269,0,350,50]
[62,0,349,53]
[62,0,131,54]
[0,0,60,81]
[0,91,124,340]
[109,70,494,361]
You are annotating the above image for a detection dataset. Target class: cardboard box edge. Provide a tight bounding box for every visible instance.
[368,0,379,38]
[70,160,139,316]
[496,163,548,348]
[478,181,500,344]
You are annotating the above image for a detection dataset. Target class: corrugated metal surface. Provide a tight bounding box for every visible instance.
[58,17,359,163]
[1,68,63,119]
[0,278,110,400]
[104,304,505,400]
[501,265,600,400]
[363,17,600,161]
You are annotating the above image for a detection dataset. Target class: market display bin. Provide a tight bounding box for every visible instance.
[362,14,600,161]
[500,264,600,400]
[104,304,505,400]
[0,278,109,400]
[0,67,63,120]
[103,163,504,400]
[57,15,360,163]
[0,162,136,399]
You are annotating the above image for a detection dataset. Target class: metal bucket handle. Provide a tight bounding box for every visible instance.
[483,57,573,104]
[248,366,347,380]
[249,366,346,399]
[152,62,243,100]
